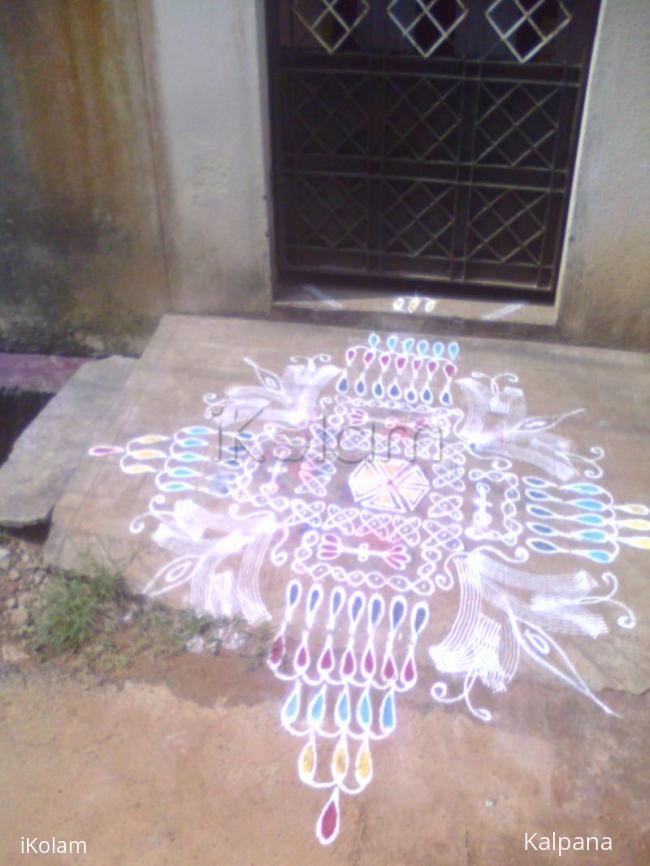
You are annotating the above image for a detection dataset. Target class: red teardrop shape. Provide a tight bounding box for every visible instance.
[380,353,390,368]
[396,356,407,371]
[320,647,334,672]
[428,360,439,373]
[268,634,284,668]
[445,362,456,376]
[402,654,416,685]
[383,655,396,681]
[317,791,340,845]
[296,643,309,670]
[413,359,422,370]
[364,351,374,364]
[363,649,375,676]
[342,650,355,677]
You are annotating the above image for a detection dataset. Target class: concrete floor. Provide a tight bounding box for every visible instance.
[27,314,650,860]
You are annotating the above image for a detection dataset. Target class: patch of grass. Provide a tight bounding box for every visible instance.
[32,563,125,656]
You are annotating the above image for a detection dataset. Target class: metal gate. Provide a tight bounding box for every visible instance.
[266,0,600,297]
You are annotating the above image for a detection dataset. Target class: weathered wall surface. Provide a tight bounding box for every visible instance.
[0,0,169,354]
[556,0,650,350]
[147,0,272,315]
[0,0,646,353]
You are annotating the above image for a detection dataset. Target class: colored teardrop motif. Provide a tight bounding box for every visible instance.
[316,789,340,845]
[268,633,285,669]
[298,735,317,783]
[355,737,373,788]
[401,651,416,686]
[332,734,349,782]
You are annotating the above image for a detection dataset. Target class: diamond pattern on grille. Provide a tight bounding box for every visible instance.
[292,0,370,54]
[291,73,370,157]
[384,77,462,163]
[387,0,468,59]
[486,0,572,64]
[382,181,455,258]
[292,175,368,251]
[475,81,561,168]
[467,188,547,265]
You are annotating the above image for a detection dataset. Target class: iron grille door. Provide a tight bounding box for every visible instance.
[266,0,600,297]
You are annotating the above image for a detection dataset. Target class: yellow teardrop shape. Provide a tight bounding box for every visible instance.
[130,449,166,460]
[332,741,348,782]
[299,740,316,782]
[355,742,372,785]
[123,464,156,475]
[135,435,169,445]
[617,519,650,531]
[619,504,650,516]
[620,536,650,551]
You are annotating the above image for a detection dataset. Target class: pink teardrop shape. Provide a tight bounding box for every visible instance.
[342,649,355,677]
[445,362,456,376]
[379,354,390,368]
[363,648,375,677]
[413,358,422,370]
[401,653,416,685]
[319,646,334,672]
[396,356,407,371]
[364,350,374,364]
[317,790,340,845]
[295,642,309,671]
[346,348,356,364]
[268,634,285,668]
[427,360,439,373]
[383,654,396,681]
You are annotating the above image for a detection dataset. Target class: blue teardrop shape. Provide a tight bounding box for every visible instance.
[357,690,372,728]
[337,376,348,393]
[441,391,452,405]
[387,335,398,350]
[179,452,201,462]
[422,388,432,403]
[350,593,364,625]
[406,389,417,403]
[369,333,380,348]
[576,513,605,526]
[433,341,444,357]
[564,483,603,496]
[355,379,366,395]
[380,691,395,732]
[448,342,459,360]
[585,549,613,564]
[185,426,214,436]
[576,529,608,543]
[308,586,321,611]
[390,599,405,631]
[525,476,548,487]
[529,539,559,553]
[417,340,428,356]
[179,437,207,448]
[282,685,300,725]
[162,482,194,492]
[528,505,554,518]
[530,523,554,536]
[389,384,400,398]
[403,338,414,353]
[413,603,429,635]
[527,490,551,501]
[288,581,301,607]
[331,588,344,617]
[335,688,350,725]
[309,688,326,723]
[573,498,606,512]
[373,381,384,397]
[370,596,383,626]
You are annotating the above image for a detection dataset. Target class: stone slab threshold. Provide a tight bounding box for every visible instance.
[39,314,650,704]
[0,357,136,526]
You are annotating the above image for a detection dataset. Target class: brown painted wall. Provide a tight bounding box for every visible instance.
[0,0,168,354]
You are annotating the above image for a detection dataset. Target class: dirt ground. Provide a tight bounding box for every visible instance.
[1,649,649,866]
